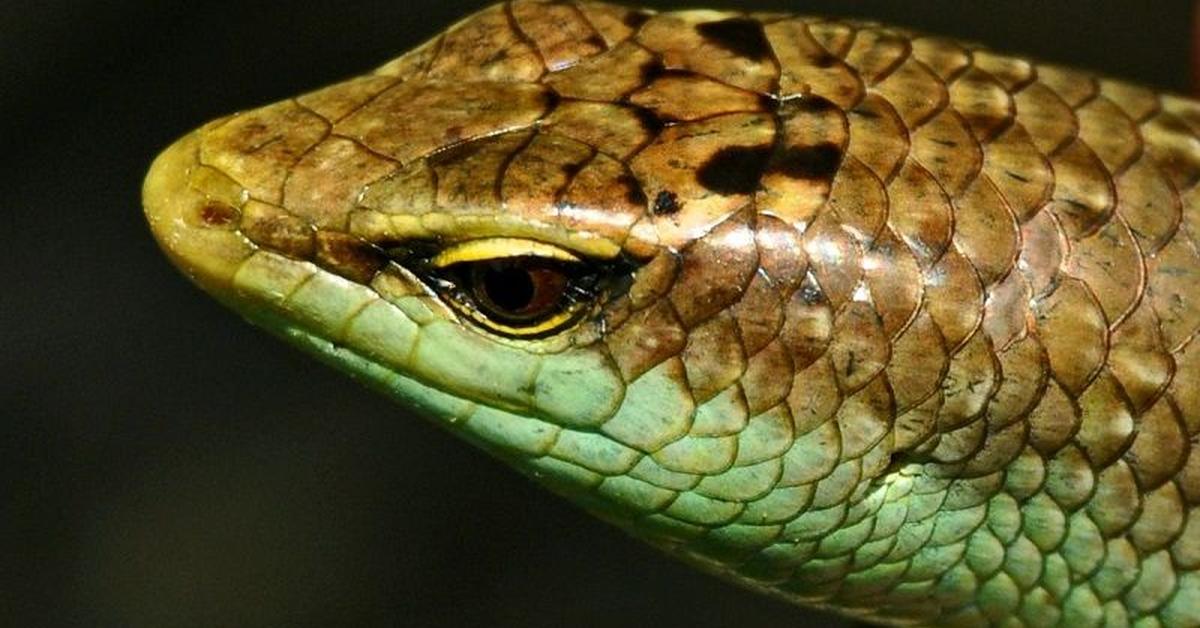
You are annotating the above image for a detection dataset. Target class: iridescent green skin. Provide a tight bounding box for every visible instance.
[144,2,1200,626]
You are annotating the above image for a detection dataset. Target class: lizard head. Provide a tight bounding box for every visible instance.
[142,2,1200,625]
[144,1,889,569]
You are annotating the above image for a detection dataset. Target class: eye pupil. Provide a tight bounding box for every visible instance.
[481,265,537,312]
[470,258,571,324]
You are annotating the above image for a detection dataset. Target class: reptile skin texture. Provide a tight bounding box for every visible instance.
[142,2,1200,626]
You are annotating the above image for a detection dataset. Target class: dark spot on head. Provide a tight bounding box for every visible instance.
[768,142,843,181]
[630,105,666,134]
[542,90,562,114]
[811,53,838,68]
[652,190,680,215]
[697,145,772,195]
[315,231,388,284]
[561,162,583,177]
[791,95,838,114]
[842,350,859,377]
[639,58,666,84]
[619,174,648,207]
[696,18,771,62]
[623,11,652,30]
[584,34,606,50]
[199,201,239,227]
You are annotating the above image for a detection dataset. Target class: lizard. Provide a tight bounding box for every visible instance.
[142,2,1200,625]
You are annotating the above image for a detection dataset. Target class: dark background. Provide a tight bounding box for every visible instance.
[2,1,1192,626]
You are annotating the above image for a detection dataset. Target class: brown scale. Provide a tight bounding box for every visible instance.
[200,100,329,205]
[182,2,1200,624]
[543,100,652,160]
[509,0,606,71]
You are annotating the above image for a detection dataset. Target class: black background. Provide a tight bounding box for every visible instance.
[2,1,1192,626]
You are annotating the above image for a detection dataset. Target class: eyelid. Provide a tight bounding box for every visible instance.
[431,238,582,268]
[459,308,581,338]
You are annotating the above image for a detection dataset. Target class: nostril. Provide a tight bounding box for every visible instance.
[142,130,258,299]
[198,201,240,227]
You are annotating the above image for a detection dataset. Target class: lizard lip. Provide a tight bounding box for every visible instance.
[142,128,256,304]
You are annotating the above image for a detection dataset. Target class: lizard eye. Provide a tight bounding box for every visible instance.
[416,238,612,339]
[468,258,573,325]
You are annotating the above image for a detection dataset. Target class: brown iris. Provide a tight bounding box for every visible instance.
[403,238,631,339]
[469,258,572,325]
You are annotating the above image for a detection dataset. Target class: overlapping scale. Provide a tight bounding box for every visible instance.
[184,4,1200,623]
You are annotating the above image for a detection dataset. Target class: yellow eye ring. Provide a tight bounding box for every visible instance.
[421,238,597,340]
[394,237,634,340]
[456,305,582,338]
[431,238,581,268]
